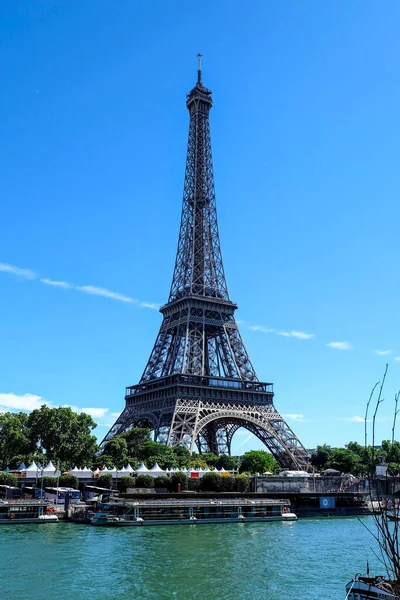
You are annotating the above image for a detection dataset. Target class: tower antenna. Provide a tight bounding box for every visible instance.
[197,53,202,83]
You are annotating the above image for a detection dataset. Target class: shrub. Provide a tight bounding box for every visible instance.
[0,472,17,486]
[136,474,155,488]
[235,473,249,493]
[187,478,201,492]
[170,472,188,491]
[154,476,170,489]
[42,476,57,488]
[219,476,236,492]
[59,474,79,489]
[118,476,136,491]
[96,474,113,489]
[201,472,221,492]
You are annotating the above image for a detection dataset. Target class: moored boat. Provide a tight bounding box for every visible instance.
[0,500,59,524]
[91,498,297,527]
[345,574,400,599]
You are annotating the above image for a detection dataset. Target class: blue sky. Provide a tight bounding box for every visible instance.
[1,1,400,456]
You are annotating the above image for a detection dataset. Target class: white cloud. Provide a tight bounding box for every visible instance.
[110,412,121,418]
[277,331,315,340]
[249,325,276,334]
[0,262,36,279]
[76,285,136,303]
[282,413,306,422]
[0,393,51,412]
[40,278,72,289]
[374,349,392,356]
[394,357,400,362]
[344,416,365,423]
[81,407,109,419]
[326,341,352,351]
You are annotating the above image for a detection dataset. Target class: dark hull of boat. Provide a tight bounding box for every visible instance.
[346,578,399,599]
[92,515,297,527]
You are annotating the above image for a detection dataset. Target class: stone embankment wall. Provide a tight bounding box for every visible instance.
[254,475,368,494]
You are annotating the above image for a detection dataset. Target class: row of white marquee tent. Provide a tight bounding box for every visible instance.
[15,461,233,479]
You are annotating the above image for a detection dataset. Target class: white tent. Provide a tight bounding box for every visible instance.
[134,462,149,474]
[149,463,166,477]
[25,461,40,473]
[42,461,61,478]
[125,464,134,473]
[79,466,93,477]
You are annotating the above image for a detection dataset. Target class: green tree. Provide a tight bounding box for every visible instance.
[326,448,360,474]
[42,476,58,488]
[97,474,113,489]
[235,473,250,492]
[102,437,128,466]
[140,441,175,469]
[239,450,276,474]
[170,472,188,491]
[96,455,115,470]
[201,472,221,492]
[310,445,332,469]
[215,455,239,471]
[154,476,170,489]
[59,474,79,489]
[0,412,35,467]
[122,428,151,459]
[0,472,18,486]
[27,405,98,466]
[136,474,155,488]
[201,453,219,467]
[118,476,136,491]
[219,476,236,492]
[171,446,191,468]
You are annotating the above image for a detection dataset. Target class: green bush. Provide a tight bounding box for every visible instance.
[170,472,188,491]
[187,478,201,492]
[59,474,79,489]
[0,472,17,486]
[42,476,57,488]
[219,476,236,492]
[235,473,249,493]
[201,472,221,492]
[96,474,113,489]
[136,474,155,488]
[118,476,136,491]
[154,476,170,489]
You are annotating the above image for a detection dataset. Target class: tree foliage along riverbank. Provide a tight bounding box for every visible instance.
[1,407,397,475]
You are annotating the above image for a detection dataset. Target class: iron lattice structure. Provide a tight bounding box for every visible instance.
[101,60,310,470]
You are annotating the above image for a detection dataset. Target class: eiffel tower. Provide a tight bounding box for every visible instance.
[101,57,310,470]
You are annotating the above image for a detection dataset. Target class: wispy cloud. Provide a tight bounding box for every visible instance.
[374,349,392,356]
[76,285,136,304]
[282,413,306,422]
[239,433,253,447]
[0,262,36,279]
[1,260,159,310]
[394,357,400,362]
[249,325,276,334]
[277,331,315,340]
[139,301,161,311]
[81,407,109,419]
[249,325,315,339]
[327,341,352,351]
[40,278,72,289]
[344,415,365,423]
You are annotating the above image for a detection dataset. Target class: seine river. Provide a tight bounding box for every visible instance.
[0,517,380,599]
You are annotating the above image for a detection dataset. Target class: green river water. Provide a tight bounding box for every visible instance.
[0,517,381,599]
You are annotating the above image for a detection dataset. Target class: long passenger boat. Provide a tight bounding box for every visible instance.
[91,498,297,527]
[0,500,59,524]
